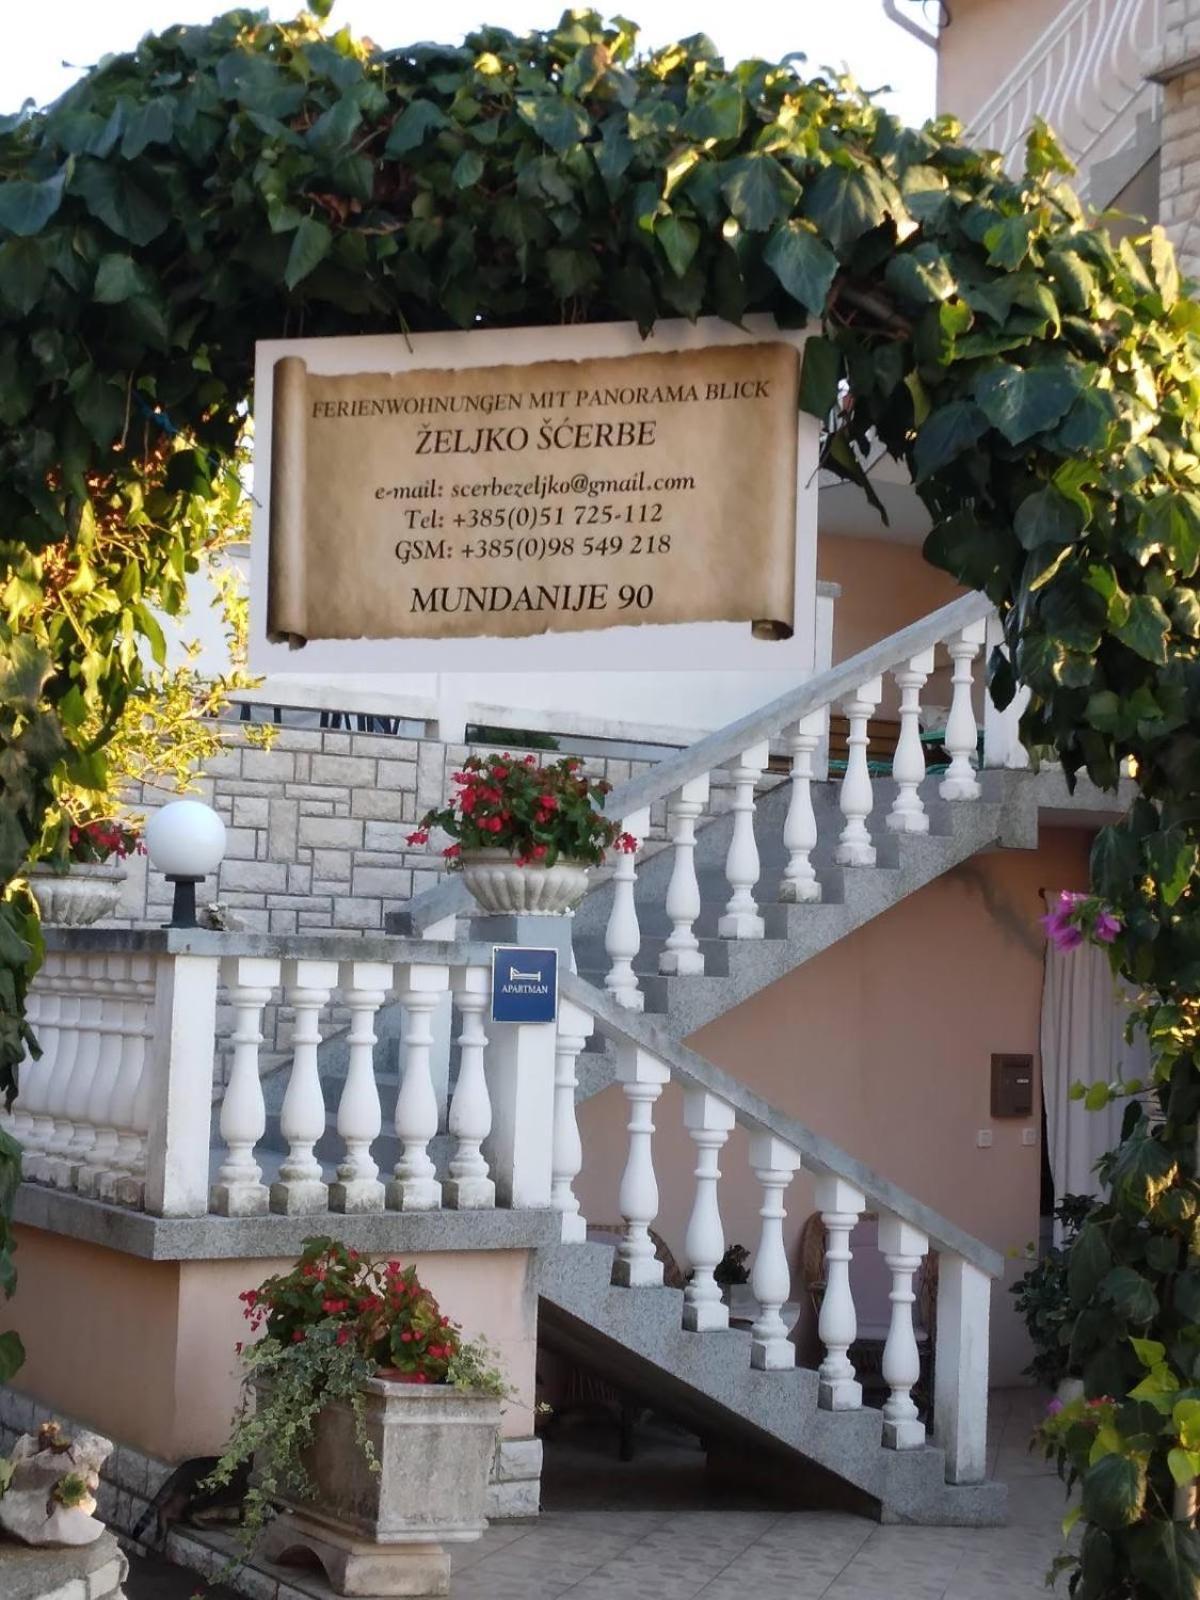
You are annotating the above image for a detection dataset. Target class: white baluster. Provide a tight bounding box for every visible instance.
[719,740,769,939]
[660,776,710,975]
[77,957,132,1197]
[613,1046,671,1286]
[329,960,390,1214]
[25,970,64,1175]
[887,648,935,835]
[445,966,495,1210]
[779,710,826,903]
[40,959,84,1181]
[682,1090,736,1332]
[605,806,650,1011]
[549,998,593,1239]
[879,1215,930,1449]
[749,1134,803,1368]
[11,971,49,1154]
[53,968,105,1188]
[940,620,987,801]
[211,957,280,1217]
[836,678,882,868]
[815,1176,866,1409]
[982,613,1030,770]
[105,957,155,1207]
[271,959,338,1215]
[388,963,450,1211]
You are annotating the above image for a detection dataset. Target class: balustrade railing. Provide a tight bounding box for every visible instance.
[964,0,1161,198]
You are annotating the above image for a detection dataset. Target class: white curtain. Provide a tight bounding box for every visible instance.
[1040,921,1149,1207]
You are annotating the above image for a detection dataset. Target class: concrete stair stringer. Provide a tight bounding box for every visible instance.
[536,1241,1007,1527]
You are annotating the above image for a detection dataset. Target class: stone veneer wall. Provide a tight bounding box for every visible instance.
[112,719,685,938]
[1157,0,1200,279]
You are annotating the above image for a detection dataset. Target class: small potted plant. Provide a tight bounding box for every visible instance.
[206,1238,508,1591]
[1010,1193,1096,1398]
[27,817,144,927]
[407,753,638,915]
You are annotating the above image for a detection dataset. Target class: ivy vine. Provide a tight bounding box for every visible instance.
[1,8,1199,1586]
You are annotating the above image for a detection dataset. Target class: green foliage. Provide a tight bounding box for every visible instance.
[1010,1194,1096,1390]
[0,13,1195,1589]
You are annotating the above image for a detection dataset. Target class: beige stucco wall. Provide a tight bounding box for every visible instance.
[576,826,1093,1385]
[936,0,1068,124]
[8,1235,537,1463]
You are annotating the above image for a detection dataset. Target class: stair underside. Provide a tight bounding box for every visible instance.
[537,1242,1007,1527]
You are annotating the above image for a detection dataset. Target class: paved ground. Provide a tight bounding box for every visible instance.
[124,1390,1069,1600]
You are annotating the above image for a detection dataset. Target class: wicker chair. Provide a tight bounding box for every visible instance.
[544,1224,686,1461]
[795,1211,937,1419]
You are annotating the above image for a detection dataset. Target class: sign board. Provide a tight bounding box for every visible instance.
[248,317,819,679]
[490,946,559,1025]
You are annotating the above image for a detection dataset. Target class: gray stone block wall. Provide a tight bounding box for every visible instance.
[1158,0,1200,278]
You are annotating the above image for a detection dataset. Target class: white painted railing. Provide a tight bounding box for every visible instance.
[554,974,1001,1485]
[11,924,1000,1490]
[964,0,1161,199]
[595,596,992,1011]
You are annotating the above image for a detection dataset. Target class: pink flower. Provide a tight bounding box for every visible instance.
[1045,1396,1064,1416]
[1094,910,1122,943]
[407,829,430,846]
[1041,912,1084,951]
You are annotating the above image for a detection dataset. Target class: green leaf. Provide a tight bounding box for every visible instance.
[655,213,699,278]
[1126,1521,1200,1600]
[1081,1452,1146,1531]
[120,98,174,160]
[384,99,449,156]
[763,221,837,316]
[983,213,1039,270]
[0,1331,23,1383]
[1138,493,1200,578]
[516,96,590,153]
[284,216,332,290]
[1092,825,1140,903]
[452,149,484,190]
[884,245,956,305]
[912,401,988,481]
[0,237,46,316]
[720,153,796,232]
[0,164,67,237]
[72,369,125,448]
[546,247,601,299]
[1101,1264,1158,1324]
[306,95,362,159]
[1131,1337,1167,1369]
[1014,485,1085,550]
[975,361,1084,445]
[798,337,841,420]
[1144,828,1197,906]
[71,157,168,246]
[802,161,897,252]
[93,253,152,305]
[1068,1222,1112,1306]
[1114,594,1170,665]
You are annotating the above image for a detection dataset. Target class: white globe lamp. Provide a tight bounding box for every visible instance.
[144,800,227,928]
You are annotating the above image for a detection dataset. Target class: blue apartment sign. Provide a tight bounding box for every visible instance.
[491,946,559,1024]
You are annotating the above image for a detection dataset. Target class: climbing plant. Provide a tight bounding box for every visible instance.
[1,7,1199,1585]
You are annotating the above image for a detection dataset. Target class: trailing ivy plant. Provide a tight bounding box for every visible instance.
[0,8,1198,1586]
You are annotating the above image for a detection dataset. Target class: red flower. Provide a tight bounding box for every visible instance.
[524,755,537,765]
[538,794,557,811]
[292,1329,306,1343]
[616,832,639,855]
[322,1297,349,1314]
[337,1328,351,1346]
[443,843,461,859]
[492,765,509,779]
[532,844,547,860]
[407,829,430,846]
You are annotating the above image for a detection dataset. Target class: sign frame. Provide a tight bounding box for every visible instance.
[490,945,560,1026]
[248,315,818,680]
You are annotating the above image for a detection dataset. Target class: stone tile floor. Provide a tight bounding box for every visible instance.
[125,1389,1072,1600]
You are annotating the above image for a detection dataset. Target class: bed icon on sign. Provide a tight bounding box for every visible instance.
[490,946,559,1024]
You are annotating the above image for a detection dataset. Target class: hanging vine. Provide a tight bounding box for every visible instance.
[1,8,1198,1587]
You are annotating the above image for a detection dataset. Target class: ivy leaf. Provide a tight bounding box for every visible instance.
[1138,493,1200,578]
[1014,485,1085,550]
[0,164,67,237]
[798,336,840,420]
[516,96,590,153]
[1114,594,1170,665]
[284,216,332,290]
[93,253,152,305]
[72,369,125,448]
[984,212,1039,270]
[912,401,988,482]
[1101,1265,1158,1324]
[884,245,956,305]
[71,157,168,245]
[1081,1452,1147,1531]
[802,161,896,251]
[453,149,485,190]
[975,361,1084,445]
[720,153,796,233]
[1126,1522,1200,1600]
[1068,1222,1112,1306]
[654,213,699,278]
[306,95,362,159]
[120,98,174,160]
[762,221,837,316]
[0,1331,23,1383]
[1144,828,1197,907]
[384,99,449,156]
[546,247,601,299]
[0,237,46,316]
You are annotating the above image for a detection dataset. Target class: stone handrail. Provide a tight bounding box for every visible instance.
[400,590,996,936]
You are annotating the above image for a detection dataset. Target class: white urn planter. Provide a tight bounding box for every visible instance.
[460,849,590,916]
[259,1377,501,1597]
[28,863,125,927]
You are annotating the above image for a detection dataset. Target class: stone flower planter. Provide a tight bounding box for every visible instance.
[260,1377,501,1597]
[28,863,125,927]
[460,849,590,916]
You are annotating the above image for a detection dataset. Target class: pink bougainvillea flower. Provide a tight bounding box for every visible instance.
[1093,910,1122,943]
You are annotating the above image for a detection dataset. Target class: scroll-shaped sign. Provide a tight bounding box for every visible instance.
[264,341,800,649]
